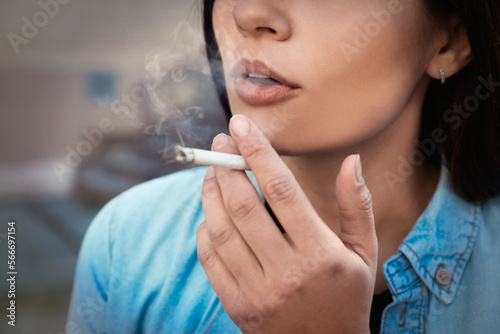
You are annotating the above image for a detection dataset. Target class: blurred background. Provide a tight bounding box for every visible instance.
[0,0,228,332]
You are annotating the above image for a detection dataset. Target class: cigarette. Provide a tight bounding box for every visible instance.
[175,145,250,170]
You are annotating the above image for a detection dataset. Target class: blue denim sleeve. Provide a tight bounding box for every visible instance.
[64,167,257,333]
[66,197,117,334]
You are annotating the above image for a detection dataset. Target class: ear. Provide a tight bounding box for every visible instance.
[425,16,473,82]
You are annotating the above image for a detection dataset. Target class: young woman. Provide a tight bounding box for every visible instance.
[68,0,500,333]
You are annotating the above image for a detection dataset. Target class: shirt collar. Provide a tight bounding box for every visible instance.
[393,166,482,305]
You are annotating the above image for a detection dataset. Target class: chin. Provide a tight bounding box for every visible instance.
[265,136,325,157]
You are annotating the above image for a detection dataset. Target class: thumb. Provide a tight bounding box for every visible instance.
[336,154,377,267]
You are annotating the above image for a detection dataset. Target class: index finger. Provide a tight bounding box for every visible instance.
[228,114,332,249]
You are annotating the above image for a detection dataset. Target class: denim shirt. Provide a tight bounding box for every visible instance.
[67,166,500,333]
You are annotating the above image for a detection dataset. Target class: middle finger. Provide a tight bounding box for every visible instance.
[212,134,294,272]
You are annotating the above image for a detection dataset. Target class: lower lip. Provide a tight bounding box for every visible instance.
[234,77,299,106]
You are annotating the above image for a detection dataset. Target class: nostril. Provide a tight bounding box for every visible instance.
[256,27,277,34]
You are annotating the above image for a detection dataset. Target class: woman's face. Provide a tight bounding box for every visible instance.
[212,0,436,156]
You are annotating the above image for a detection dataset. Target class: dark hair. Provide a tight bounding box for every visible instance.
[202,0,500,202]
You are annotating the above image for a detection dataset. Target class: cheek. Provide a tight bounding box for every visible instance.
[285,7,426,149]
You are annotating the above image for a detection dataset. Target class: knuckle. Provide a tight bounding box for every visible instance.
[281,278,306,298]
[280,265,306,297]
[338,187,374,221]
[264,174,296,206]
[197,247,219,269]
[322,260,343,280]
[357,188,373,216]
[208,223,234,246]
[217,168,232,187]
[196,221,206,235]
[239,136,267,161]
[202,181,219,200]
[227,196,258,219]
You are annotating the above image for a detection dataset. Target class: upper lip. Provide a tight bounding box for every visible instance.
[231,59,301,88]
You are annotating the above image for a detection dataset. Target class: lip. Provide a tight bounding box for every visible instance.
[231,59,301,106]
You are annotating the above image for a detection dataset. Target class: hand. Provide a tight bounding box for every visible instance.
[197,114,378,334]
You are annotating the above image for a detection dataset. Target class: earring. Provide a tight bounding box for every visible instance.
[439,67,446,85]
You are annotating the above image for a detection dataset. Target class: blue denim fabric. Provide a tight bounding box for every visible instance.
[67,166,500,333]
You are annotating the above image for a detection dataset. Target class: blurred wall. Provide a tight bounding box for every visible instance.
[0,1,228,332]
[0,0,205,198]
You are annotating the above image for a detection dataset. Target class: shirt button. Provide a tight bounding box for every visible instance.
[435,267,452,286]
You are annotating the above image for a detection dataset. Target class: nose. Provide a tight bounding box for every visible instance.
[233,0,292,41]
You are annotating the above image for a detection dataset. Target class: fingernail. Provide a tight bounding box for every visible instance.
[230,115,250,137]
[205,166,215,180]
[212,133,229,150]
[355,154,364,184]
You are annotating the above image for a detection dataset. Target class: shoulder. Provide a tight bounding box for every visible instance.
[78,165,210,260]
[112,166,209,214]
[461,194,500,266]
[443,194,500,330]
[101,166,210,252]
[481,194,500,228]
[474,194,500,255]
[461,194,500,296]
[106,166,209,223]
[68,166,225,332]
[468,194,500,265]
[77,166,211,276]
